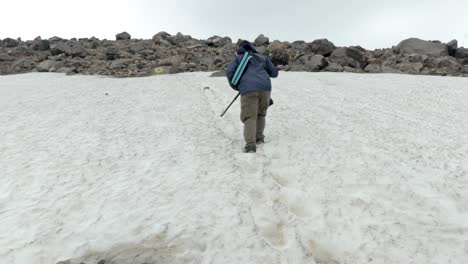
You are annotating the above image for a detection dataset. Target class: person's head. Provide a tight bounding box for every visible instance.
[238,40,255,52]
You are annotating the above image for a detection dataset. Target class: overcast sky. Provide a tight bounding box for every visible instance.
[1,0,467,49]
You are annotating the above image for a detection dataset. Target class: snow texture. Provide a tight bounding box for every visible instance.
[1,72,468,264]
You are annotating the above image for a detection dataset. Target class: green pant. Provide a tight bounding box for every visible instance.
[240,91,271,146]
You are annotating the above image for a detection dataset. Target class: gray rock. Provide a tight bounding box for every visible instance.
[116,32,131,40]
[56,67,76,74]
[307,39,335,56]
[397,62,424,74]
[330,47,366,68]
[206,36,232,47]
[105,47,120,60]
[290,54,328,72]
[437,56,461,72]
[37,60,63,72]
[0,53,16,61]
[447,39,458,56]
[454,47,468,59]
[170,32,192,44]
[110,59,132,69]
[254,34,269,46]
[51,41,86,57]
[3,38,19,48]
[152,32,172,46]
[396,38,448,56]
[267,41,289,52]
[364,63,382,73]
[32,37,50,51]
[323,62,344,72]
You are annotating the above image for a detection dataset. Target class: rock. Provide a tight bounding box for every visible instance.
[330,47,366,68]
[110,59,132,69]
[49,36,64,43]
[105,47,120,60]
[3,38,19,48]
[31,37,50,51]
[364,63,382,73]
[51,41,86,57]
[152,32,172,46]
[206,36,232,47]
[267,41,289,52]
[170,32,192,44]
[307,39,335,56]
[454,47,468,59]
[447,40,458,56]
[290,54,328,72]
[153,66,182,75]
[254,34,269,46]
[270,49,289,66]
[37,60,63,72]
[396,38,448,56]
[56,67,76,74]
[116,32,131,40]
[210,70,226,77]
[291,40,307,50]
[323,63,344,72]
[397,62,424,74]
[0,53,16,61]
[437,56,461,72]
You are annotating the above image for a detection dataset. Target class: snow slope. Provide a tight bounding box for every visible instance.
[1,72,468,264]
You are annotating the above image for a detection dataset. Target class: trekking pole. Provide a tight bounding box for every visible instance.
[220,93,240,117]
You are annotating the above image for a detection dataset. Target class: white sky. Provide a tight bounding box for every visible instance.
[1,0,467,49]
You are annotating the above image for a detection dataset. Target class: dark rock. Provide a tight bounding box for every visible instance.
[290,54,328,72]
[396,38,448,56]
[254,34,269,46]
[307,39,336,56]
[51,41,86,57]
[116,32,131,40]
[105,47,120,60]
[437,56,461,72]
[31,37,50,51]
[447,40,458,56]
[454,47,468,59]
[49,36,64,43]
[397,62,424,74]
[330,47,366,68]
[270,49,289,66]
[3,38,19,48]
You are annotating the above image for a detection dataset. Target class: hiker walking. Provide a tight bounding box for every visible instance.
[226,41,278,153]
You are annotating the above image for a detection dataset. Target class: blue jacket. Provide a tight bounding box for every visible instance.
[226,43,278,95]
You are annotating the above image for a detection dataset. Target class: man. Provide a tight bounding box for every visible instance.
[226,41,279,153]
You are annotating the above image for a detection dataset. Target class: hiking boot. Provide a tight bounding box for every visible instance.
[244,144,256,153]
[256,138,265,145]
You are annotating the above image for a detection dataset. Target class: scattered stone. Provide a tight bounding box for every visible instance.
[3,38,19,48]
[307,39,336,56]
[447,39,458,56]
[116,32,131,40]
[254,34,269,46]
[330,47,366,69]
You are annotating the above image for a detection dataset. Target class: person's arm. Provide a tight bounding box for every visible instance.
[226,56,239,83]
[226,56,240,90]
[265,57,279,78]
